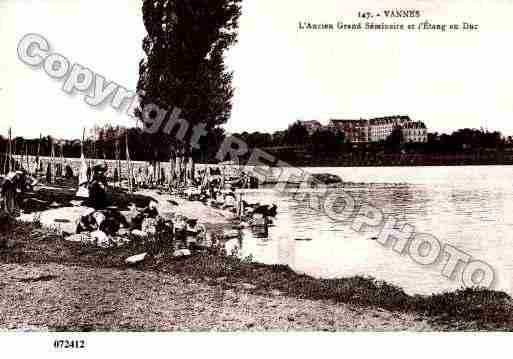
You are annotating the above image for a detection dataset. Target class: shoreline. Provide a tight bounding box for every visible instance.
[15,154,513,176]
[1,221,513,331]
[3,181,512,331]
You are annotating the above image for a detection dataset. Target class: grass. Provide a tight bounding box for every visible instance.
[1,221,513,331]
[416,288,513,330]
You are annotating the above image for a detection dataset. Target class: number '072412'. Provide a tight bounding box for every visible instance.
[53,340,85,349]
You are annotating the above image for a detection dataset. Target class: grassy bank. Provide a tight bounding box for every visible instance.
[1,221,512,331]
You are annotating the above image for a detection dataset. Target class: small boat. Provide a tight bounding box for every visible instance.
[294,238,312,242]
[310,173,343,187]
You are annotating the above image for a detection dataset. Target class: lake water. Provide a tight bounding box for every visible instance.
[227,166,513,296]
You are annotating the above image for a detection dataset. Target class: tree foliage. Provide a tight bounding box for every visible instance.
[136,0,243,159]
[284,121,309,146]
[384,125,404,153]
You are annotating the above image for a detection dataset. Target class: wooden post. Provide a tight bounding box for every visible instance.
[12,135,16,171]
[221,164,225,189]
[191,156,195,184]
[3,127,11,174]
[175,155,181,188]
[19,139,23,171]
[92,135,96,165]
[25,142,29,172]
[237,192,244,220]
[81,128,85,158]
[8,128,12,173]
[60,143,65,177]
[125,132,133,193]
[114,139,121,188]
[50,140,55,183]
[168,150,175,190]
[37,134,41,173]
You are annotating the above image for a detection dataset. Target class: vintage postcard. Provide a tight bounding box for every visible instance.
[1,0,512,356]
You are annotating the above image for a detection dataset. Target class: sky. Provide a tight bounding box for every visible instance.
[1,0,513,139]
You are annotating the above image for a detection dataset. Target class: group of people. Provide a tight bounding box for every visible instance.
[181,166,279,240]
[0,155,73,217]
[73,159,209,250]
[76,198,207,252]
[0,168,38,216]
[1,154,277,248]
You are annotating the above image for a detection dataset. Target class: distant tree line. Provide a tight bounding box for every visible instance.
[0,123,509,165]
[384,128,507,154]
[233,122,509,153]
[229,123,512,165]
[231,121,346,152]
[0,124,225,163]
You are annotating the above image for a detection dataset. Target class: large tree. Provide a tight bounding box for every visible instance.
[385,125,404,153]
[136,0,242,161]
[284,121,309,146]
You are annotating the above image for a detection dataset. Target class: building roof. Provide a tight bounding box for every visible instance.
[300,120,322,126]
[402,121,427,129]
[369,115,411,125]
[329,119,368,125]
[330,116,412,126]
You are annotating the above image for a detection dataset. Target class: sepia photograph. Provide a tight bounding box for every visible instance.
[1,0,513,355]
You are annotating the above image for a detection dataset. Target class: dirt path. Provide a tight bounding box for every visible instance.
[0,262,433,331]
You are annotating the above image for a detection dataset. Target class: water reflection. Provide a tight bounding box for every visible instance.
[231,166,513,296]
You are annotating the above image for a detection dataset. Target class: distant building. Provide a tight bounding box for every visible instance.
[299,120,323,135]
[401,121,428,143]
[328,115,427,143]
[328,119,369,143]
[368,115,411,142]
